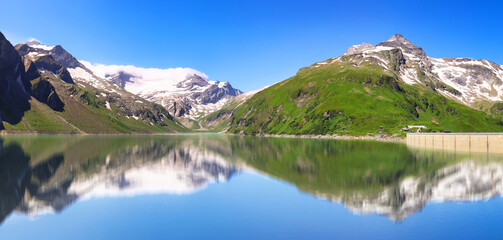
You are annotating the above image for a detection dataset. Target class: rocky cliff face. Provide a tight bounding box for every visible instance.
[340,34,503,107]
[0,32,31,127]
[30,77,65,111]
[16,43,75,84]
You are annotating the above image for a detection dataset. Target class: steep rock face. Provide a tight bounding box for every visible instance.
[50,45,87,69]
[377,34,427,59]
[16,43,74,84]
[85,62,243,119]
[30,77,65,111]
[23,60,41,82]
[341,34,503,106]
[0,32,31,127]
[15,46,67,112]
[32,55,74,84]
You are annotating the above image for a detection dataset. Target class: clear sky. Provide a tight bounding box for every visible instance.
[1,0,502,92]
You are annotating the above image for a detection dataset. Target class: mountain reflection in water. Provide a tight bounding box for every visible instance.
[1,134,502,223]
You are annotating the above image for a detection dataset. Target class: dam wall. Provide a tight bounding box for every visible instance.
[406,133,503,154]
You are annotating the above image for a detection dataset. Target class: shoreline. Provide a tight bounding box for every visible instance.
[0,130,405,142]
[0,130,172,136]
[233,133,406,142]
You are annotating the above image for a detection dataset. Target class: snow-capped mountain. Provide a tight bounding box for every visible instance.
[14,40,181,127]
[17,40,122,93]
[83,62,242,119]
[17,39,243,120]
[338,34,503,106]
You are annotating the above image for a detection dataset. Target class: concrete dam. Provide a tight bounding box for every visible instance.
[406,133,503,154]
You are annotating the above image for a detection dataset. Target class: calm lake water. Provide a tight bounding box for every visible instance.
[1,134,503,239]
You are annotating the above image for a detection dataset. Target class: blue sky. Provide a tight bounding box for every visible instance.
[1,0,502,92]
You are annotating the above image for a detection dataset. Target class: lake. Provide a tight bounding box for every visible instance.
[1,134,503,239]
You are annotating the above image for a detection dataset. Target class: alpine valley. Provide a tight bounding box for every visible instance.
[0,31,241,133]
[1,32,503,136]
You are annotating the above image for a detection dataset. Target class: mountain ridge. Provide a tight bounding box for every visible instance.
[0,32,186,133]
[82,61,243,120]
[223,34,503,135]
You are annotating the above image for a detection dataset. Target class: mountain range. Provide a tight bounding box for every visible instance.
[83,62,242,121]
[1,32,502,135]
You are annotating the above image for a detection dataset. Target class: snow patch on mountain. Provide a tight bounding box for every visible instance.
[81,61,208,95]
[82,61,242,119]
[340,34,503,106]
[26,40,54,51]
[429,57,503,103]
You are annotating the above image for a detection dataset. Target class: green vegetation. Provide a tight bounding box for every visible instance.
[2,73,187,134]
[199,99,244,132]
[228,61,503,136]
[3,99,76,132]
[474,100,503,120]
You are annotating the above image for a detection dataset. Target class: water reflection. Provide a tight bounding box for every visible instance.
[0,135,239,222]
[0,134,502,223]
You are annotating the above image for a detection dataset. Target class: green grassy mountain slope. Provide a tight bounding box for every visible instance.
[3,72,186,133]
[227,59,503,136]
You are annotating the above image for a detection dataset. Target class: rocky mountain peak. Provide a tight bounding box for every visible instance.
[49,45,87,69]
[339,34,503,105]
[15,43,76,85]
[17,41,87,71]
[384,34,409,44]
[344,42,374,55]
[378,34,426,58]
[176,74,210,89]
[25,40,41,46]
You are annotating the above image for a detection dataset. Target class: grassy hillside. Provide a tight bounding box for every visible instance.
[474,101,503,120]
[2,74,187,134]
[228,61,503,136]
